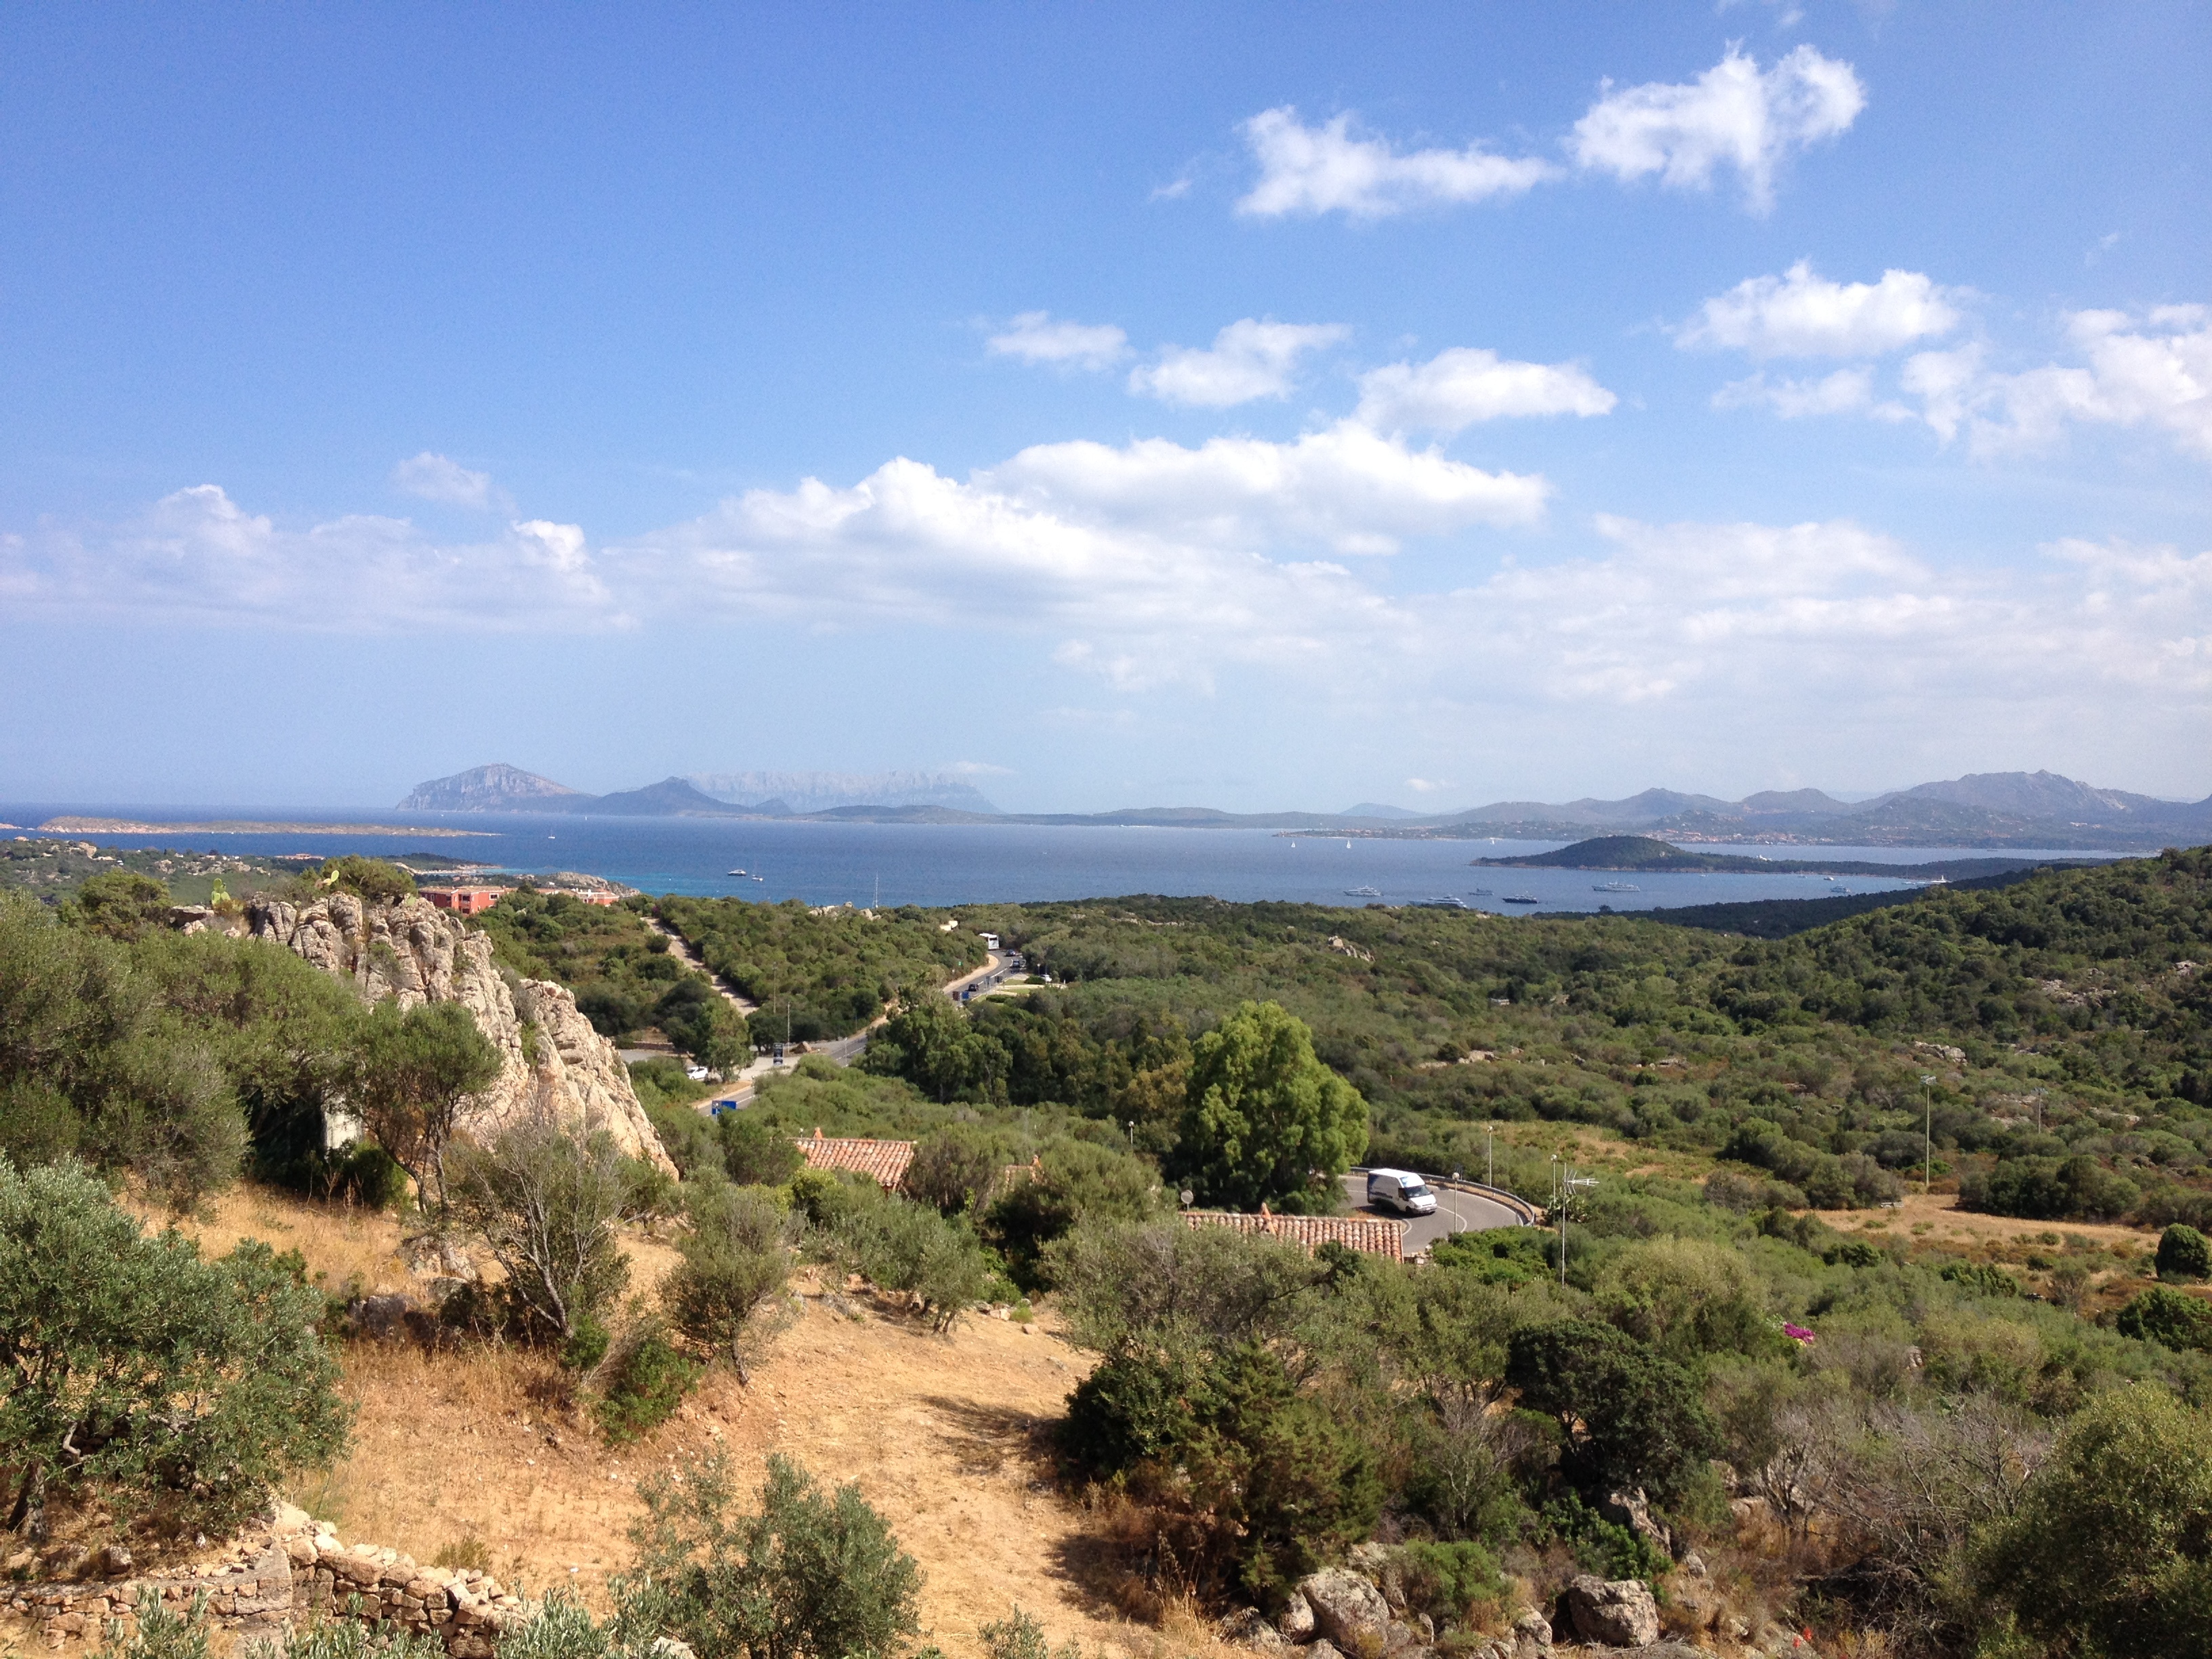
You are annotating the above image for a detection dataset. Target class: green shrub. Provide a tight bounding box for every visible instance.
[562,1313,613,1373]
[1063,1343,1383,1608]
[316,857,417,903]
[1978,1386,2212,1659]
[106,1590,211,1659]
[978,1607,1082,1659]
[1532,1492,1671,1584]
[249,1616,445,1659]
[718,1111,803,1187]
[1391,1540,1506,1629]
[632,1451,926,1659]
[2157,1223,2212,1282]
[593,1323,701,1445]
[2114,1287,2212,1353]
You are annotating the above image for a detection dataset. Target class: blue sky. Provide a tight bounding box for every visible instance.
[3,2,2207,812]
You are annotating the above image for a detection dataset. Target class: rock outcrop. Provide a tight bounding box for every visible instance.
[249,893,674,1175]
[1561,1575,1660,1648]
[1296,1567,1392,1655]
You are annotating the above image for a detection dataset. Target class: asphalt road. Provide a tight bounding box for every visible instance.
[1340,1170,1528,1252]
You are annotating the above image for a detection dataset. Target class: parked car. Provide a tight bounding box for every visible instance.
[1366,1168,1438,1216]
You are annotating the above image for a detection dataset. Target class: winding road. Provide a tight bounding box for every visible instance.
[1338,1169,1531,1252]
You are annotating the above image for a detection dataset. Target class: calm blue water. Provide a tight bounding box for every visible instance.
[0,802,2114,915]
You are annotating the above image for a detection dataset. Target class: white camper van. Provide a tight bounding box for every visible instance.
[1366,1168,1438,1216]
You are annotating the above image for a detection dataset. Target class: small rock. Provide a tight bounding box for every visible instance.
[1563,1575,1660,1650]
[1679,1552,1707,1579]
[1276,1591,1317,1641]
[1510,1607,1552,1652]
[1306,1641,1345,1659]
[94,1544,132,1578]
[1221,1607,1290,1651]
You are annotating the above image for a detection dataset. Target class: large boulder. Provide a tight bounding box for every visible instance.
[1562,1576,1660,1649]
[250,893,674,1174]
[1510,1608,1552,1652]
[1296,1569,1391,1657]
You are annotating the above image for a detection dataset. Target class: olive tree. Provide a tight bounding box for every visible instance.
[447,1118,638,1348]
[664,1184,800,1381]
[0,1158,348,1538]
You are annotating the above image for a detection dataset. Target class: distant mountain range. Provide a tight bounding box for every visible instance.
[396,765,2212,851]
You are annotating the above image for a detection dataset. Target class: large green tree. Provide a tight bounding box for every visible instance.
[1504,1318,1719,1506]
[348,1000,501,1213]
[0,1158,349,1537]
[1173,1001,1366,1210]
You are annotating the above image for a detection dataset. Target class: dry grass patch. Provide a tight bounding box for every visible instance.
[116,1187,1231,1659]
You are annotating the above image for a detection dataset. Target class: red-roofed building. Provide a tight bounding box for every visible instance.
[1182,1208,1405,1263]
[794,1129,915,1192]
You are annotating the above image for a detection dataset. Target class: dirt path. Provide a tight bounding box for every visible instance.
[165,1187,1197,1659]
[647,916,758,1015]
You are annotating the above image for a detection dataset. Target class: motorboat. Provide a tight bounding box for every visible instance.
[1411,897,1471,910]
[1466,887,1493,896]
[1344,885,1382,897]
[1592,881,1640,893]
[1502,895,1541,905]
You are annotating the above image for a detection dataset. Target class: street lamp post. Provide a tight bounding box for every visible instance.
[1921,1073,1937,1195]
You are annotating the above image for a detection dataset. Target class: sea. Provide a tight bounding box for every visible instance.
[0,803,2120,916]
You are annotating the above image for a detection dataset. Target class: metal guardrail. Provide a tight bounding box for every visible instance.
[1425,1175,1542,1226]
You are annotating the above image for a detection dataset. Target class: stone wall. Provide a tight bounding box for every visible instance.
[247,892,674,1176]
[1,1511,525,1655]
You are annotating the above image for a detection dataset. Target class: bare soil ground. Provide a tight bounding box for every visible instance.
[142,1187,1225,1659]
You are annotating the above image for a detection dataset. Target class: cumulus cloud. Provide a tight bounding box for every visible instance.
[1713,367,1887,417]
[1901,306,2212,459]
[986,311,1129,369]
[1128,319,1350,407]
[0,485,615,630]
[1678,262,1963,357]
[1569,45,1865,212]
[1235,106,1558,219]
[391,451,509,510]
[983,421,1550,553]
[1355,347,1617,432]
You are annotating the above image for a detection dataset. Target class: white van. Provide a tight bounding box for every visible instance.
[1366,1168,1438,1216]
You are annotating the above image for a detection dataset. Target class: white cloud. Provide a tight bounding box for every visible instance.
[1355,347,1617,432]
[0,485,617,630]
[1235,106,1558,220]
[984,422,1549,554]
[1901,306,2212,459]
[1128,319,1349,407]
[391,451,508,510]
[1404,777,1450,794]
[947,760,1015,776]
[986,311,1129,370]
[1678,261,1963,357]
[1569,45,1865,212]
[1713,366,1885,417]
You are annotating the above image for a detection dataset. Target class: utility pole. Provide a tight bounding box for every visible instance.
[1921,1073,1937,1195]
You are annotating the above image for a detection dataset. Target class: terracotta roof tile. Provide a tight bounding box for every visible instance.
[794,1134,915,1191]
[1181,1209,1404,1263]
